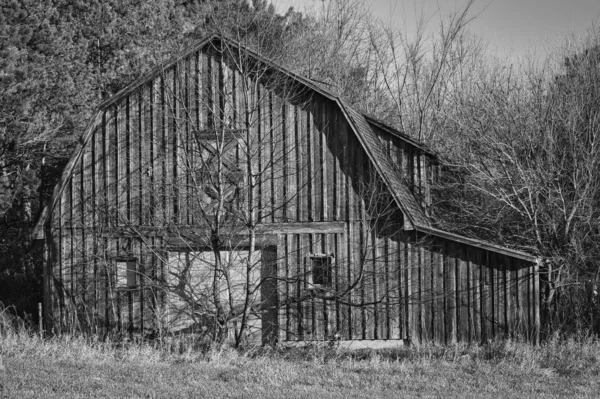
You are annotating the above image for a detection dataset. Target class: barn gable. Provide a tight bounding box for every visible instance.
[35,36,430,235]
[35,35,539,345]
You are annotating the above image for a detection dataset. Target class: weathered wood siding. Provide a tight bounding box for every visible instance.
[371,124,437,214]
[45,40,539,343]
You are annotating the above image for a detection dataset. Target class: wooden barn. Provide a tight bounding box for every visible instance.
[34,35,540,345]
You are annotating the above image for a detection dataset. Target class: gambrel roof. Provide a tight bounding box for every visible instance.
[34,35,536,262]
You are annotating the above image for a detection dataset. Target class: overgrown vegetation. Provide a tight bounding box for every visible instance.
[1,304,599,398]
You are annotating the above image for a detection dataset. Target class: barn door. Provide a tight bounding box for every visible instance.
[166,248,275,344]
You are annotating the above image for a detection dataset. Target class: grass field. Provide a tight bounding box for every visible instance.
[2,333,600,398]
[1,310,599,398]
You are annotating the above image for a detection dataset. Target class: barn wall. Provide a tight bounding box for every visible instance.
[275,229,539,344]
[45,41,539,343]
[46,43,386,335]
[371,125,436,213]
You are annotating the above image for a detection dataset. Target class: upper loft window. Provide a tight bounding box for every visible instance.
[309,254,334,288]
[116,258,137,289]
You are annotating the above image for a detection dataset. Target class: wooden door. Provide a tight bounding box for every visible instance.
[166,249,272,344]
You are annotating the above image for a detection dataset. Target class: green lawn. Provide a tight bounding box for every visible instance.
[1,334,599,398]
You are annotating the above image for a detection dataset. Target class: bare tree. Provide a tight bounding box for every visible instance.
[429,31,600,335]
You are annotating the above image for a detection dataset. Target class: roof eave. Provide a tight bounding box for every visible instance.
[414,224,538,262]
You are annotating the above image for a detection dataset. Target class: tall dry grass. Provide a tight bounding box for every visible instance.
[1,302,599,377]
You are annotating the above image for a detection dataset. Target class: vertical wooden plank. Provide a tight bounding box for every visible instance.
[292,234,300,340]
[74,159,86,317]
[384,237,394,339]
[458,246,470,342]
[380,235,390,339]
[321,100,331,222]
[124,95,132,225]
[140,241,150,335]
[201,49,211,130]
[507,257,518,338]
[422,241,432,342]
[334,232,341,337]
[312,100,322,221]
[282,234,291,341]
[363,226,374,340]
[309,234,318,340]
[257,84,268,224]
[182,55,192,225]
[337,117,348,222]
[134,91,144,226]
[285,102,296,220]
[298,234,308,339]
[371,229,379,340]
[501,255,509,336]
[498,256,507,337]
[295,105,305,222]
[347,223,360,339]
[140,84,151,225]
[344,222,353,340]
[211,52,221,129]
[357,223,367,340]
[517,265,529,339]
[330,105,340,222]
[81,138,94,323]
[386,236,399,340]
[434,241,445,344]
[514,265,523,338]
[407,238,419,343]
[486,251,495,339]
[527,259,535,340]
[324,234,333,338]
[446,242,457,344]
[492,252,501,338]
[59,191,70,325]
[272,94,284,222]
[261,246,278,345]
[400,237,409,341]
[178,57,189,226]
[150,81,159,225]
[95,235,105,333]
[396,235,406,341]
[188,53,200,225]
[417,239,426,343]
[471,248,481,342]
[266,90,275,223]
[306,102,314,222]
[146,237,157,333]
[421,154,428,210]
[131,239,141,333]
[166,67,176,223]
[105,237,116,331]
[480,250,489,341]
[116,100,127,225]
[139,239,147,334]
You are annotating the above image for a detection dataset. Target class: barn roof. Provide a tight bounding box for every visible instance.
[32,35,536,262]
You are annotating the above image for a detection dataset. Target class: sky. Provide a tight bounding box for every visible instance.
[270,0,600,61]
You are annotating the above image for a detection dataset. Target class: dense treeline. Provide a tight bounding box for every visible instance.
[1,0,599,336]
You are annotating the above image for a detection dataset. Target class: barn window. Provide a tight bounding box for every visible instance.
[309,254,334,288]
[116,259,137,289]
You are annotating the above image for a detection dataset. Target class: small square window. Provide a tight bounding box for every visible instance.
[309,254,334,288]
[116,259,137,289]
